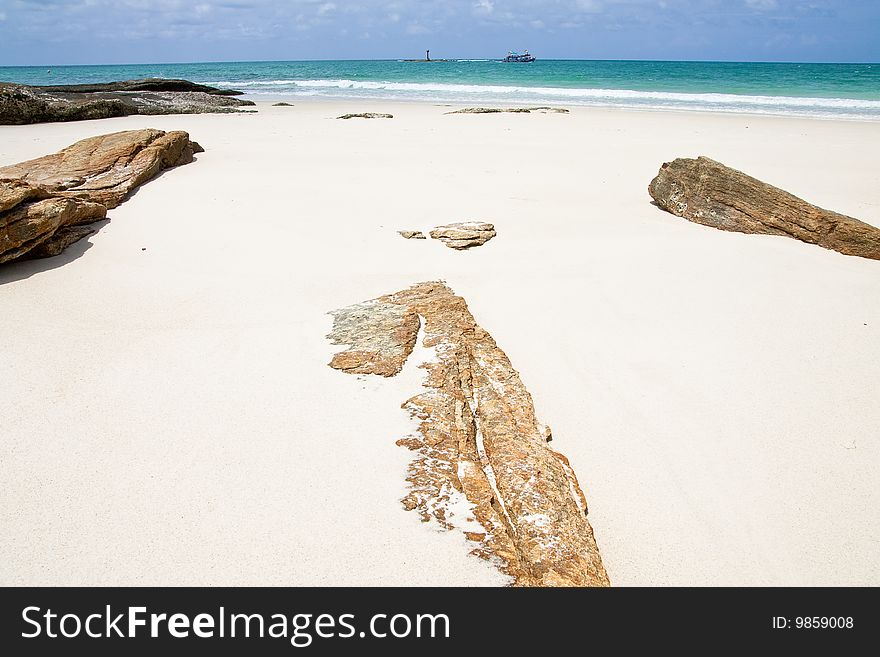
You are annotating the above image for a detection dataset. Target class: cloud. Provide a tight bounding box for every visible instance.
[473,0,494,15]
[744,0,779,10]
[1,0,877,63]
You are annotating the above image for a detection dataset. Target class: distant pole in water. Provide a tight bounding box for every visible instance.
[426,50,430,61]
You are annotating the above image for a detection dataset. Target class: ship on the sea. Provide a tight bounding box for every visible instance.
[502,50,536,63]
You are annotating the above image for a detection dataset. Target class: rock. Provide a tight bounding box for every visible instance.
[429,222,496,250]
[336,113,394,119]
[398,230,426,240]
[649,156,880,261]
[446,107,568,114]
[328,282,610,587]
[272,102,294,107]
[33,78,244,96]
[0,129,200,264]
[0,190,106,264]
[0,79,254,125]
[0,129,199,209]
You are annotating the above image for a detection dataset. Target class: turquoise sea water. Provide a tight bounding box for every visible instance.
[2,60,879,119]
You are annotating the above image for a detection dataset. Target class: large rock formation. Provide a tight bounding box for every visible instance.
[0,79,254,125]
[328,282,609,587]
[33,78,244,96]
[1,129,202,264]
[649,156,880,261]
[429,222,496,250]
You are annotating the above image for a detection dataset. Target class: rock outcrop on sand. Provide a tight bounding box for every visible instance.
[336,113,394,120]
[1,129,202,264]
[328,282,609,587]
[398,230,426,240]
[649,156,880,261]
[447,107,569,114]
[0,78,254,125]
[429,222,496,250]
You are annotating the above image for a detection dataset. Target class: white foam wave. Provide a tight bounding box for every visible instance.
[206,78,880,119]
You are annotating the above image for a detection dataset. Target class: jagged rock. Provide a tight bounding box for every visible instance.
[336,113,394,120]
[0,129,200,263]
[649,156,880,260]
[446,107,569,114]
[0,79,253,125]
[328,282,609,587]
[429,222,496,250]
[398,230,426,240]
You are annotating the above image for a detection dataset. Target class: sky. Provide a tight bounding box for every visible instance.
[0,0,877,65]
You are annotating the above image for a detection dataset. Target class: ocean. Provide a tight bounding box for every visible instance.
[2,60,879,120]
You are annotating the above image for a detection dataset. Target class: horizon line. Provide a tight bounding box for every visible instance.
[1,57,879,69]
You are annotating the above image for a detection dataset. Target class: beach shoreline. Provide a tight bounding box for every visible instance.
[1,99,878,586]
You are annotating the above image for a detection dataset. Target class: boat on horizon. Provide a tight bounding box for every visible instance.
[502,50,536,63]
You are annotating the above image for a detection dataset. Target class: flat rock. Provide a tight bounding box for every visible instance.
[649,156,880,260]
[0,129,201,264]
[33,78,244,96]
[328,282,609,587]
[0,79,253,125]
[429,222,496,249]
[398,230,426,240]
[336,113,394,120]
[272,102,294,107]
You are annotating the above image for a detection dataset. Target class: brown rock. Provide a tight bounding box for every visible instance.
[1,129,200,263]
[0,129,198,209]
[398,230,426,240]
[328,282,610,587]
[429,222,496,250]
[0,191,106,264]
[649,156,880,261]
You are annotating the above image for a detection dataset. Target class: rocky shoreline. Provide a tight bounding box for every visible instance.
[0,78,253,125]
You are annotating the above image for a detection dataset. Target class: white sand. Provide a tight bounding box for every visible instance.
[1,101,878,586]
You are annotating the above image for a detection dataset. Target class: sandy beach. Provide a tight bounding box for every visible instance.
[1,100,878,586]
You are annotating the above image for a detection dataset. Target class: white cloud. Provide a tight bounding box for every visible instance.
[317,2,336,16]
[745,0,779,10]
[473,0,494,16]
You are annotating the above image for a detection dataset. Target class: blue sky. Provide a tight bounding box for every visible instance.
[0,0,877,65]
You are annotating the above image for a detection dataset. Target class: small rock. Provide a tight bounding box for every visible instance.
[272,102,294,107]
[398,230,426,240]
[429,222,496,250]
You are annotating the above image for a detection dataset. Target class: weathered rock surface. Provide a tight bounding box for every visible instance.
[447,106,569,114]
[328,282,610,587]
[0,79,254,125]
[398,230,426,240]
[336,113,394,120]
[1,129,201,264]
[429,222,496,250]
[649,156,880,261]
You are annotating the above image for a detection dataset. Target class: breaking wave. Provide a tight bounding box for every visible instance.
[207,78,880,120]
